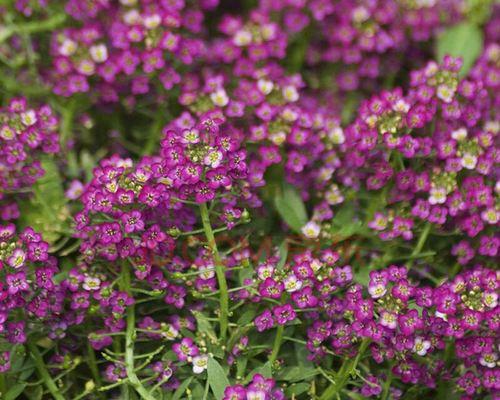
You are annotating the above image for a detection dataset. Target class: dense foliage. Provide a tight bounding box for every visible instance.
[0,1,498,399]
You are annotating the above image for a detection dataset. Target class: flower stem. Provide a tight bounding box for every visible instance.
[381,367,393,400]
[87,342,104,398]
[121,262,156,400]
[199,202,229,343]
[269,324,284,364]
[27,342,65,400]
[319,338,370,400]
[407,222,432,268]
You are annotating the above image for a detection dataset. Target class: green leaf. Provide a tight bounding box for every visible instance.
[237,309,256,325]
[236,357,248,379]
[4,383,27,400]
[285,382,310,397]
[207,356,230,399]
[18,156,69,244]
[245,361,273,383]
[330,203,366,240]
[172,376,194,400]
[436,22,483,77]
[278,366,319,382]
[193,312,217,344]
[276,240,288,270]
[274,184,308,233]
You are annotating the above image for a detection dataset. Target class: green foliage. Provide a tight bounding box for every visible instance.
[437,22,484,77]
[274,183,308,233]
[207,356,230,399]
[18,156,69,244]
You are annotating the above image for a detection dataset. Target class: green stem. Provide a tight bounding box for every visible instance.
[121,262,156,400]
[27,342,65,400]
[319,339,370,400]
[407,222,432,268]
[381,367,393,400]
[413,223,432,256]
[269,324,284,364]
[199,202,229,343]
[87,342,104,398]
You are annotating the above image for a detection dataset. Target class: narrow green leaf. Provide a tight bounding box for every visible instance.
[172,376,194,400]
[274,184,308,233]
[245,361,273,383]
[18,156,69,244]
[193,312,218,344]
[237,309,256,325]
[285,382,310,397]
[5,383,27,400]
[207,356,230,399]
[276,240,288,270]
[436,22,483,77]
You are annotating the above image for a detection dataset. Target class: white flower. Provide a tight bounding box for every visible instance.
[281,107,298,122]
[328,126,345,144]
[428,187,447,205]
[484,120,499,134]
[257,79,274,95]
[20,110,37,126]
[479,353,498,368]
[451,127,467,141]
[210,89,229,107]
[392,99,410,113]
[481,208,499,224]
[282,86,299,102]
[325,184,344,205]
[123,9,141,25]
[380,311,397,329]
[368,284,387,299]
[260,23,277,41]
[8,249,26,269]
[198,265,215,280]
[0,125,15,140]
[483,292,498,308]
[246,390,266,400]
[269,131,286,146]
[233,30,252,46]
[310,258,323,272]
[59,38,77,56]
[89,44,108,63]
[413,337,431,356]
[161,324,179,341]
[436,84,455,103]
[284,274,302,292]
[143,14,161,29]
[77,60,95,76]
[82,277,101,291]
[352,6,369,23]
[301,221,320,239]
[192,355,208,374]
[204,149,223,168]
[461,153,477,170]
[257,264,274,280]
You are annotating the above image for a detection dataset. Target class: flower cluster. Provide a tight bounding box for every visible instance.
[309,52,499,269]
[0,98,60,220]
[0,224,64,350]
[248,249,499,398]
[257,0,464,91]
[49,0,216,101]
[223,373,285,400]
[1,1,499,400]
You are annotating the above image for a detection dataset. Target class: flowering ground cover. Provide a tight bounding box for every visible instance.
[0,0,498,399]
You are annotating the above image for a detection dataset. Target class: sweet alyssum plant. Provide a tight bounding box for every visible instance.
[0,0,498,399]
